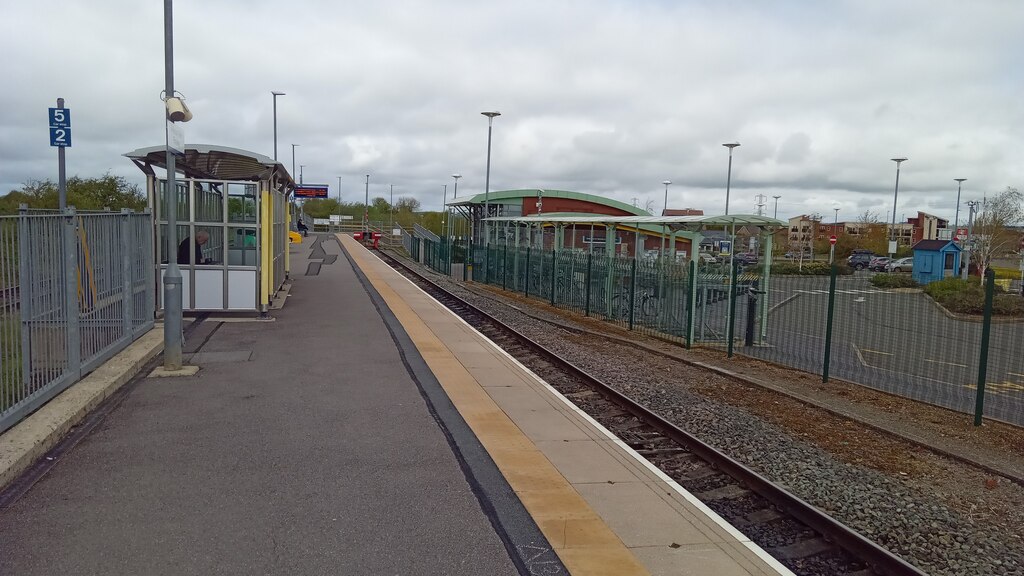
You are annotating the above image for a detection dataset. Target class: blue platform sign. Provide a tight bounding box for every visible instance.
[49,127,71,147]
[48,107,71,128]
[48,107,72,147]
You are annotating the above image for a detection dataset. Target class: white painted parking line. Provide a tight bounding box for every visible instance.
[925,358,968,368]
[793,289,886,295]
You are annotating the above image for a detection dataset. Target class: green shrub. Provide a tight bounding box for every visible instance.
[770,261,853,276]
[870,273,920,289]
[923,276,1024,316]
[993,295,1024,316]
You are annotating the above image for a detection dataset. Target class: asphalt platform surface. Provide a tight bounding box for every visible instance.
[0,235,551,575]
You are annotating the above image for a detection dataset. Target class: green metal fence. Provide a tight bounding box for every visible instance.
[464,244,1024,427]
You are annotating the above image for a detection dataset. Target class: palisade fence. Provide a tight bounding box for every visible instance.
[0,209,155,434]
[430,241,1024,428]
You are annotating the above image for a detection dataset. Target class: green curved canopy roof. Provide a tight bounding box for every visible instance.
[448,189,648,216]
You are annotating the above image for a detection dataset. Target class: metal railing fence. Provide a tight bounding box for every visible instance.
[466,244,1024,427]
[0,209,154,434]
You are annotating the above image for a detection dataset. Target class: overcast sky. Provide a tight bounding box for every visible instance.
[2,0,1022,224]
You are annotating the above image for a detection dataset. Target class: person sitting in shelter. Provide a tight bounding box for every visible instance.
[178,230,211,264]
[297,218,309,237]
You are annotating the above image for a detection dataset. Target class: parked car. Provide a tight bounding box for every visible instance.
[868,256,891,272]
[886,257,914,273]
[847,251,875,270]
[698,253,719,264]
[734,252,759,266]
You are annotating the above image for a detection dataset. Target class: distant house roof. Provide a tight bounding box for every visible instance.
[663,208,704,216]
[912,239,959,251]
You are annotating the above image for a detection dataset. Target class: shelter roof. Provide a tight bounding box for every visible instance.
[912,239,960,251]
[124,144,295,190]
[484,214,786,230]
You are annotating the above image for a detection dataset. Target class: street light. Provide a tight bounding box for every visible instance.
[722,142,740,215]
[954,178,967,228]
[389,183,394,234]
[889,158,908,258]
[291,144,299,181]
[773,195,781,219]
[271,91,285,161]
[661,180,671,259]
[452,174,462,241]
[481,111,501,245]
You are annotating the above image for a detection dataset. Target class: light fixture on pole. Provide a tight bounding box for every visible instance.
[834,207,839,226]
[363,174,369,234]
[452,174,462,240]
[889,157,908,258]
[291,144,299,181]
[337,176,342,219]
[954,178,967,228]
[773,195,781,219]
[722,142,740,215]
[481,111,501,245]
[661,180,671,259]
[271,91,285,161]
[389,183,394,234]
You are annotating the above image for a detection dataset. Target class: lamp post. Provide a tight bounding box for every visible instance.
[389,183,394,234]
[773,195,781,219]
[337,176,342,219]
[889,158,908,258]
[441,184,448,239]
[271,91,285,161]
[291,144,299,181]
[161,0,186,370]
[363,174,369,234]
[481,111,501,245]
[954,178,967,228]
[963,200,979,280]
[452,173,461,240]
[722,142,740,215]
[661,180,671,259]
[299,165,304,185]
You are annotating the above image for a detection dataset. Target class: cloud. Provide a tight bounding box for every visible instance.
[1,0,1021,223]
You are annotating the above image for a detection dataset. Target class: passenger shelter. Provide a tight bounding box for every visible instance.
[125,144,295,312]
[911,239,961,285]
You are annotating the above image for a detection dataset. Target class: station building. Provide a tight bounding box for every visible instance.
[448,189,697,259]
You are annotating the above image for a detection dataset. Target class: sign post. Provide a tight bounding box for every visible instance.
[49,99,72,209]
[828,234,837,264]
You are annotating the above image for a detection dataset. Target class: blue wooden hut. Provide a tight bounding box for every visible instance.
[912,239,961,285]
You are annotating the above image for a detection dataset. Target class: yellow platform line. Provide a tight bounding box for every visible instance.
[340,236,648,576]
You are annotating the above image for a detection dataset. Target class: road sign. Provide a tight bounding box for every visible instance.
[829,235,837,245]
[956,227,968,242]
[48,107,71,128]
[48,106,72,147]
[49,127,71,147]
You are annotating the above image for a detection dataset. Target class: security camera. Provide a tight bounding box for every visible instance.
[165,96,193,122]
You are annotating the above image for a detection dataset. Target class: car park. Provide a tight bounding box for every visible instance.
[886,257,914,272]
[868,256,891,272]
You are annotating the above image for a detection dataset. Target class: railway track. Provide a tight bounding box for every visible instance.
[376,250,926,576]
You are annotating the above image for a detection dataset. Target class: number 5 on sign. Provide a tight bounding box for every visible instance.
[50,127,71,147]
[48,107,71,128]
